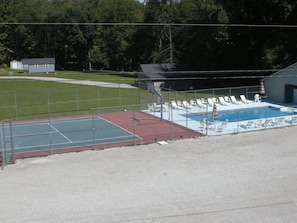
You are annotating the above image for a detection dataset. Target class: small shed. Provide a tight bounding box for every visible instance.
[21,58,55,74]
[263,62,297,104]
[10,60,23,70]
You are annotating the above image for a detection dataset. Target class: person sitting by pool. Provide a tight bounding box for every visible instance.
[254,94,261,103]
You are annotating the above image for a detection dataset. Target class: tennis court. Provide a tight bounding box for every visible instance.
[2,116,141,156]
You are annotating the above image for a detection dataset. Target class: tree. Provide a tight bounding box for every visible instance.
[176,0,229,69]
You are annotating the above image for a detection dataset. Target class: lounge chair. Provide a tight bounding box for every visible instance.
[182,100,194,109]
[219,97,230,106]
[285,116,297,124]
[153,102,166,112]
[272,117,284,125]
[262,119,272,127]
[196,99,207,108]
[253,120,262,128]
[189,99,197,107]
[199,120,207,132]
[240,121,254,129]
[170,101,183,110]
[216,122,227,132]
[207,98,215,107]
[176,100,183,107]
[240,95,253,104]
[230,96,243,104]
[201,98,207,105]
[212,97,219,104]
[224,96,231,104]
[148,104,154,112]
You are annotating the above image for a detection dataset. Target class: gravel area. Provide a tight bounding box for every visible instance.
[1,126,297,222]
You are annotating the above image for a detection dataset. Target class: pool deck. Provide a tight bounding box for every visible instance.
[145,101,297,136]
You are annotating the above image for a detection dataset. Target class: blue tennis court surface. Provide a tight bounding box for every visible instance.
[5,116,141,154]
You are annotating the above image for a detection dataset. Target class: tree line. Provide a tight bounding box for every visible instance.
[1,0,297,72]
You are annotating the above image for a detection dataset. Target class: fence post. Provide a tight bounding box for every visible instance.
[92,109,95,150]
[76,88,79,115]
[1,121,4,170]
[14,90,18,120]
[1,121,7,169]
[9,117,15,164]
[47,89,51,115]
[48,112,53,155]
[170,104,173,140]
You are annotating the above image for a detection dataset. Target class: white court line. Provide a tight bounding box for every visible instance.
[47,123,73,143]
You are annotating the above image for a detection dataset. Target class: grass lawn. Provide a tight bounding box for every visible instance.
[0,69,142,120]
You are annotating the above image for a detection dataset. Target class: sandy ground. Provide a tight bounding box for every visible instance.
[1,125,297,223]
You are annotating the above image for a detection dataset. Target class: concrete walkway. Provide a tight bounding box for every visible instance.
[0,76,136,89]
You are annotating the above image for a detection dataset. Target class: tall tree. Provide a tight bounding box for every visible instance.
[175,0,229,69]
[90,0,144,70]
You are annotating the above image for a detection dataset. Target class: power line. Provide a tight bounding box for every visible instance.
[2,22,297,28]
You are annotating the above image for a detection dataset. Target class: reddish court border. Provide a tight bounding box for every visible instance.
[2,111,203,162]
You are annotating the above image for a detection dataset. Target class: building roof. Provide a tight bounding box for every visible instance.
[138,64,186,81]
[263,61,297,81]
[21,58,55,65]
[139,64,181,73]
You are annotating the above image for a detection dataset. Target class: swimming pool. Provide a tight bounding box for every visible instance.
[185,106,295,122]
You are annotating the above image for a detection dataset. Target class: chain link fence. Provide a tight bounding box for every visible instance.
[2,84,297,170]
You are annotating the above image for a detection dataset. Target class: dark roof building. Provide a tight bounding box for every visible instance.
[137,63,193,91]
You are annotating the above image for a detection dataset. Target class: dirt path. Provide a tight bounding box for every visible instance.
[0,76,136,89]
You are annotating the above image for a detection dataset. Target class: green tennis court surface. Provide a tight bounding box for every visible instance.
[3,116,141,154]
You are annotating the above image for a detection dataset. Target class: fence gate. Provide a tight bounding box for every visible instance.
[1,119,15,170]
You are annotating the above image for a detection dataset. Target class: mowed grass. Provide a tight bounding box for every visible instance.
[0,70,142,120]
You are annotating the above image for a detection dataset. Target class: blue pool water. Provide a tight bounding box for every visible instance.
[185,106,294,122]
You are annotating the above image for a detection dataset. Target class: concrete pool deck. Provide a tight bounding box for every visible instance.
[145,100,297,136]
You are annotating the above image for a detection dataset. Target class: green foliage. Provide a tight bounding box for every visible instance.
[1,0,297,71]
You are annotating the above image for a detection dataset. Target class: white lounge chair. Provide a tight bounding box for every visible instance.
[182,100,194,109]
[148,103,161,112]
[176,100,183,107]
[262,119,272,127]
[216,122,227,132]
[240,121,254,129]
[189,99,197,107]
[240,95,253,104]
[199,120,207,132]
[272,117,284,125]
[153,102,166,112]
[230,96,242,104]
[285,116,297,124]
[170,101,183,110]
[253,120,263,128]
[207,98,215,107]
[200,98,207,105]
[224,96,231,104]
[196,99,207,108]
[219,97,230,106]
[148,104,154,112]
[212,97,219,104]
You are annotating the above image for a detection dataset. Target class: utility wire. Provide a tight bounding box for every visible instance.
[2,22,297,28]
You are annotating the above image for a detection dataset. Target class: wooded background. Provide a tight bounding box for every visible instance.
[1,0,297,72]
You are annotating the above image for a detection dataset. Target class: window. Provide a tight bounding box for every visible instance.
[34,64,38,69]
[45,64,49,68]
